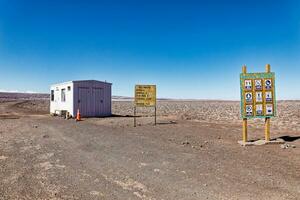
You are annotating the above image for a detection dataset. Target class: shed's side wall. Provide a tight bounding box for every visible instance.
[73,81,112,117]
[50,83,74,116]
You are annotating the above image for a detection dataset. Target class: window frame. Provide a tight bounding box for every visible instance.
[61,88,66,102]
[51,90,54,101]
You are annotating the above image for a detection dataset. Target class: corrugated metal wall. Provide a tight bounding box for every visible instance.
[73,80,112,117]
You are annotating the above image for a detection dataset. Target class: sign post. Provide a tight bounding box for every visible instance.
[265,64,271,141]
[242,65,248,143]
[134,106,137,127]
[134,85,157,127]
[239,64,280,146]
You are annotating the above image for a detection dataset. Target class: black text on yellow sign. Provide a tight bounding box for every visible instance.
[135,85,156,107]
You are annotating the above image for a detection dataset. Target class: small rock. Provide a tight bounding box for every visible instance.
[90,191,100,196]
[33,125,38,128]
[203,184,207,187]
[182,141,190,145]
[43,135,49,139]
[280,143,295,149]
[0,155,8,160]
[154,168,160,172]
[280,144,287,149]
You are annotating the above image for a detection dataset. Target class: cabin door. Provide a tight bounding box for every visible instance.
[92,88,103,116]
[78,87,91,117]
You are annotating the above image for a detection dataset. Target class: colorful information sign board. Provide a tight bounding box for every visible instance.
[240,72,276,118]
[135,85,156,107]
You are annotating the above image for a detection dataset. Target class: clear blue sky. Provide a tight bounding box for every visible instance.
[0,0,299,99]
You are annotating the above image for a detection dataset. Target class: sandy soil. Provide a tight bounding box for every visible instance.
[0,100,299,200]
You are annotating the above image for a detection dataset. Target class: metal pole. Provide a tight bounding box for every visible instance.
[242,65,248,143]
[134,106,136,127]
[154,106,157,125]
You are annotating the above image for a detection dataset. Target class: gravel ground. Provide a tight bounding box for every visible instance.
[11,99,300,132]
[112,100,300,132]
[0,100,299,200]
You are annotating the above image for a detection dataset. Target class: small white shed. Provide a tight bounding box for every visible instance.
[50,80,112,117]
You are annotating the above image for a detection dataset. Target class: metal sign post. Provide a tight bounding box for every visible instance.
[154,106,157,125]
[239,64,281,146]
[134,85,157,127]
[134,106,137,127]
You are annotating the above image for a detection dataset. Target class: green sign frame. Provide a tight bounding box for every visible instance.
[240,72,276,119]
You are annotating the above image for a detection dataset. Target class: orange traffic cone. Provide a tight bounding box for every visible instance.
[76,109,81,121]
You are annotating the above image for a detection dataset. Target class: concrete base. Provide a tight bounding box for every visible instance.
[238,138,285,146]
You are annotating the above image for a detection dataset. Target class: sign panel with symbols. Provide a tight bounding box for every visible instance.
[256,104,263,115]
[256,92,263,103]
[255,79,262,90]
[266,104,273,115]
[245,105,253,116]
[240,72,276,118]
[245,92,253,103]
[244,80,252,90]
[265,79,272,90]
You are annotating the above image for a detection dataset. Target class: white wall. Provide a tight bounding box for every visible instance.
[50,82,74,116]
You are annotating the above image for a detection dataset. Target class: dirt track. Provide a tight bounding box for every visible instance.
[0,100,299,200]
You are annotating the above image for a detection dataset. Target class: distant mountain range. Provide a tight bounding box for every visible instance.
[0,92,297,101]
[0,92,175,101]
[0,92,49,100]
[0,92,182,101]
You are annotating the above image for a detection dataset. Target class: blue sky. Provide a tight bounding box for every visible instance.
[0,0,299,99]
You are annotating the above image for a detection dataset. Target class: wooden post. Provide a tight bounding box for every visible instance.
[265,64,271,141]
[134,106,136,127]
[242,65,248,143]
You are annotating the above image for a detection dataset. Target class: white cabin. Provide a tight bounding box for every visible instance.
[50,80,112,117]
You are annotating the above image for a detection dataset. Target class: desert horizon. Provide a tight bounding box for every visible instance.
[1,0,299,199]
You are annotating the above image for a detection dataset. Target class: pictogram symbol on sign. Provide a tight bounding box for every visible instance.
[266,104,273,115]
[265,91,272,102]
[255,79,262,90]
[244,80,252,90]
[256,92,263,103]
[246,105,253,116]
[256,104,263,115]
[245,92,253,103]
[265,79,272,90]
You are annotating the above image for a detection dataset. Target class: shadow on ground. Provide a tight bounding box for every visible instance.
[277,136,300,142]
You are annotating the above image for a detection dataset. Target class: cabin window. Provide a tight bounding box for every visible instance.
[51,90,54,101]
[61,89,66,102]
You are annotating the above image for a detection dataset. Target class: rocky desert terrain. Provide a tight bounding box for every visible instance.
[0,93,299,200]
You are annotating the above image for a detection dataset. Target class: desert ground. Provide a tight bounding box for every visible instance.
[0,95,299,200]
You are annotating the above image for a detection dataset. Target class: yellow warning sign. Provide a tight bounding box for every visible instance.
[135,85,156,107]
